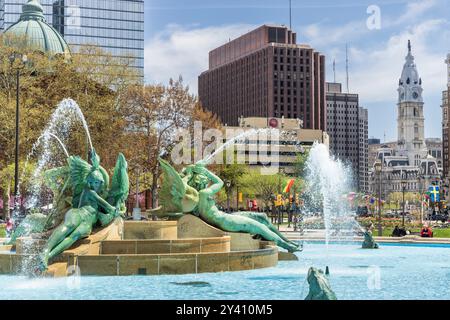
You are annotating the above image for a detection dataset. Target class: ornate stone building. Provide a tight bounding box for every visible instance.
[396,40,427,167]
[369,41,440,197]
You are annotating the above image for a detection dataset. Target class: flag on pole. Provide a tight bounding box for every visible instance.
[283,179,295,193]
[428,185,440,203]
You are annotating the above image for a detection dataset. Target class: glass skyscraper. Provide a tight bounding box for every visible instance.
[1,0,144,76]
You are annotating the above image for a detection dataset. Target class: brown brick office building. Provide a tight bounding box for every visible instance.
[198,25,326,130]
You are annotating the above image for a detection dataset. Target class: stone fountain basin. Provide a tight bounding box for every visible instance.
[0,215,287,277]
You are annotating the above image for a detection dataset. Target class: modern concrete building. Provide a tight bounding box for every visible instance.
[325,82,368,192]
[221,117,329,175]
[198,25,326,130]
[1,0,144,75]
[359,107,369,192]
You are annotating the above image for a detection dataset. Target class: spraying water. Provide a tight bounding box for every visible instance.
[304,143,360,248]
[202,128,265,164]
[20,99,92,212]
[10,99,93,274]
[202,127,296,165]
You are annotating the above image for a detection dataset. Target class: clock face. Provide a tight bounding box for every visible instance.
[413,92,419,99]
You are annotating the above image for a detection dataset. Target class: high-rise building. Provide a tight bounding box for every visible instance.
[225,117,329,175]
[198,25,326,130]
[1,0,144,76]
[325,82,368,191]
[358,107,369,192]
[442,54,450,179]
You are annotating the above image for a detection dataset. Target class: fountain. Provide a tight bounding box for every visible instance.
[0,99,290,276]
[303,143,361,245]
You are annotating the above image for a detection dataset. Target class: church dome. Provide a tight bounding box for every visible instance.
[3,0,70,57]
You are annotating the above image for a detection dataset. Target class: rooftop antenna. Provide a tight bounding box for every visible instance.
[289,0,292,30]
[333,59,336,83]
[346,44,349,93]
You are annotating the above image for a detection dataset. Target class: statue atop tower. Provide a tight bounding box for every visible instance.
[398,40,423,103]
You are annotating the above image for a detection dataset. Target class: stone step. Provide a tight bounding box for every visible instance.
[76,245,278,276]
[100,237,231,255]
[46,262,68,277]
[123,221,177,240]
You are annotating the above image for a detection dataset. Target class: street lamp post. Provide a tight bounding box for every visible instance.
[278,168,285,230]
[9,53,28,213]
[374,161,383,236]
[225,180,231,213]
[133,166,141,220]
[401,180,407,227]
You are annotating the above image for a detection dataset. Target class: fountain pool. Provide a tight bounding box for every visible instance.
[0,241,449,300]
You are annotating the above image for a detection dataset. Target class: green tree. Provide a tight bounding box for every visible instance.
[0,35,140,170]
[217,163,247,210]
[292,150,309,178]
[240,170,289,212]
[0,161,36,218]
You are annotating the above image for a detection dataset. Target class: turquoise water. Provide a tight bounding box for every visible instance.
[1,242,450,300]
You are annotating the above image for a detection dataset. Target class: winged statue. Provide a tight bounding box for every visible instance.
[157,158,300,253]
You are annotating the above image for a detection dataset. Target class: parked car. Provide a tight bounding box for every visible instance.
[428,213,449,223]
[384,211,396,218]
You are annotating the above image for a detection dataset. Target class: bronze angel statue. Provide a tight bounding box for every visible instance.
[156,158,300,253]
[38,149,129,270]
[6,149,129,271]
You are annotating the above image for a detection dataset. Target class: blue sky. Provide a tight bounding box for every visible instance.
[144,0,450,141]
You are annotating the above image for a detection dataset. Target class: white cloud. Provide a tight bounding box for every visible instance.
[144,24,256,92]
[349,19,448,104]
[143,0,448,139]
[300,20,370,48]
[393,0,437,26]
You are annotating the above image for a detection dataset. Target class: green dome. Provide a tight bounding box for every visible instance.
[4,0,70,57]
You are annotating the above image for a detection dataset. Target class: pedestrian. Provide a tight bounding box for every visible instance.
[5,218,13,237]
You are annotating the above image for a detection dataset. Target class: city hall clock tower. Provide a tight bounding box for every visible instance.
[397,40,427,166]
